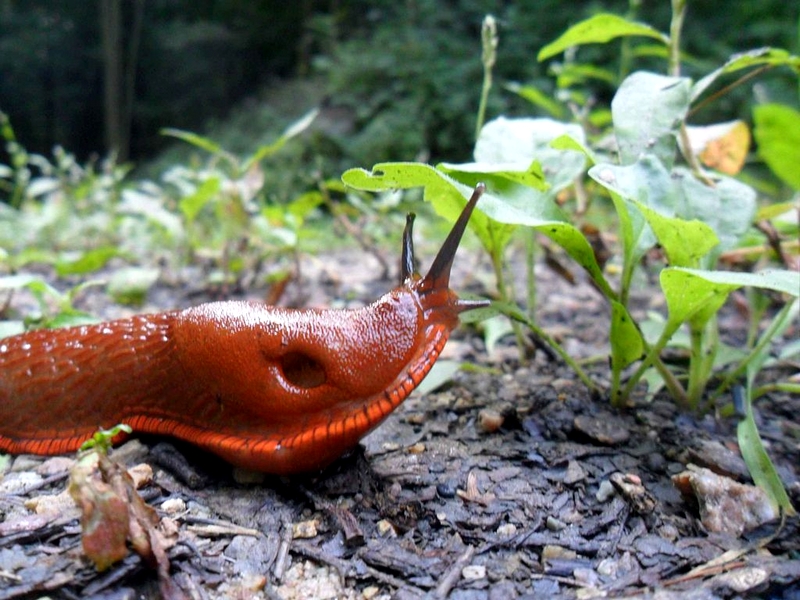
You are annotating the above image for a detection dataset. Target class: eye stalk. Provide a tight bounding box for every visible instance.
[400,183,489,313]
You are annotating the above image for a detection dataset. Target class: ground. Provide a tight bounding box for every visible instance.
[0,247,798,599]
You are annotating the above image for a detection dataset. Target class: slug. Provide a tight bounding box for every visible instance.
[0,184,487,474]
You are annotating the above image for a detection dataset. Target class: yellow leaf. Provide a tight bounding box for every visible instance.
[687,121,751,175]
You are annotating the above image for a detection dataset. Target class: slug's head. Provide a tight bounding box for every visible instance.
[401,182,489,328]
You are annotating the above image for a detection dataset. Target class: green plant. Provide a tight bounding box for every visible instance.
[343,3,799,515]
[158,109,319,287]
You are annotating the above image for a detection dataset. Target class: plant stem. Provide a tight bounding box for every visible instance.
[713,299,799,403]
[668,0,686,77]
[525,230,537,321]
[475,15,497,141]
[686,317,717,410]
[620,325,688,407]
[510,309,601,395]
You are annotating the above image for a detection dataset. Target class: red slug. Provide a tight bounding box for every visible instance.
[0,184,487,474]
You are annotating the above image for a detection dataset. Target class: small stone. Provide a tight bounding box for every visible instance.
[462,564,486,580]
[496,523,517,537]
[292,519,320,539]
[541,545,576,561]
[407,443,426,454]
[672,465,777,536]
[596,480,616,502]
[362,585,381,599]
[546,516,567,531]
[376,519,397,537]
[478,408,505,433]
[160,498,187,514]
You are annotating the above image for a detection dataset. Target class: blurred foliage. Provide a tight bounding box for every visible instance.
[0,0,797,171]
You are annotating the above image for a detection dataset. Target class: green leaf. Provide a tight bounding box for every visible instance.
[178,176,221,222]
[342,162,616,299]
[471,117,586,195]
[671,167,756,256]
[636,205,718,267]
[673,268,800,297]
[160,128,223,154]
[661,267,800,336]
[590,157,755,264]
[538,14,668,62]
[55,247,120,277]
[753,104,800,190]
[610,300,644,370]
[438,160,547,191]
[612,72,691,168]
[692,48,800,102]
[504,82,566,118]
[243,108,318,171]
[737,385,796,516]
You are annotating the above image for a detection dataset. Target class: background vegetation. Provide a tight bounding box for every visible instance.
[1,0,797,172]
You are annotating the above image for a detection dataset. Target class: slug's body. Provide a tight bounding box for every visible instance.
[0,185,486,474]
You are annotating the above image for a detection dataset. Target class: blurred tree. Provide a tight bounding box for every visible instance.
[100,0,144,161]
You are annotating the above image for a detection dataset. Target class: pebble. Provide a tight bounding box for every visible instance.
[462,564,486,580]
[672,465,777,536]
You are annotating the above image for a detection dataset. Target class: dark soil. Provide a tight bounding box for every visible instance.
[1,249,798,599]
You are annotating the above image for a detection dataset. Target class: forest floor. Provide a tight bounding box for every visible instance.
[1,245,798,600]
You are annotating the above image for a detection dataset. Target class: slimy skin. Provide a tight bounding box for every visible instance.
[0,185,486,474]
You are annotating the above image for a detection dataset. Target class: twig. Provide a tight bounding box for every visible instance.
[435,545,475,599]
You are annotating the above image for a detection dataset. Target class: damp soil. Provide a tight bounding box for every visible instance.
[1,248,798,600]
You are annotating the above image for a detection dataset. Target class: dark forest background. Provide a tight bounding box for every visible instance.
[0,0,797,171]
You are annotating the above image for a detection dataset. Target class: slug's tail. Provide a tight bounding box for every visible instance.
[405,183,488,313]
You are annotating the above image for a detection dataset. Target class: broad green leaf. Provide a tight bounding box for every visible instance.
[661,267,800,337]
[482,315,515,356]
[342,162,616,298]
[636,205,718,268]
[56,247,120,276]
[550,135,598,166]
[591,157,755,264]
[692,48,800,102]
[0,320,24,339]
[612,72,691,168]
[589,159,664,261]
[753,104,800,190]
[673,268,800,297]
[178,176,221,222]
[438,160,547,191]
[160,128,223,154]
[471,117,586,195]
[504,82,566,118]
[538,14,668,62]
[610,300,644,370]
[671,167,756,257]
[661,268,739,333]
